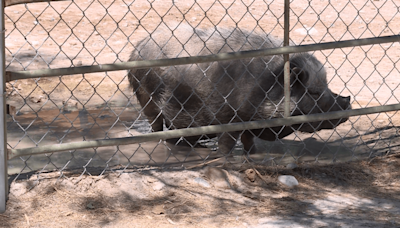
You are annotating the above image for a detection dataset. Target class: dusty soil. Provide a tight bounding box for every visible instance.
[2,154,400,227]
[2,0,400,226]
[4,0,400,170]
[4,0,400,111]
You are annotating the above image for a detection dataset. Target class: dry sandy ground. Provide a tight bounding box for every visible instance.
[4,0,400,111]
[4,0,400,172]
[2,0,400,226]
[2,154,400,227]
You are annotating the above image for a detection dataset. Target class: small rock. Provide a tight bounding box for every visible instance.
[62,99,79,111]
[63,99,78,106]
[86,202,95,209]
[245,169,256,182]
[194,177,211,188]
[152,205,165,215]
[152,181,165,191]
[295,27,318,36]
[29,95,44,103]
[10,182,29,197]
[286,163,298,170]
[278,175,299,188]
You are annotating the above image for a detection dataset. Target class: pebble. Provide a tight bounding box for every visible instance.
[245,169,256,182]
[278,175,299,188]
[286,163,298,170]
[152,181,165,191]
[295,27,318,36]
[194,177,211,188]
[29,95,44,103]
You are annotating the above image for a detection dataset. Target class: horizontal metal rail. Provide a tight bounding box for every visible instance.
[6,35,400,82]
[8,103,400,159]
[5,0,69,7]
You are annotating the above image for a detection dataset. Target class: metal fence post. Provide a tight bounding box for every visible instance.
[0,0,8,213]
[283,0,291,118]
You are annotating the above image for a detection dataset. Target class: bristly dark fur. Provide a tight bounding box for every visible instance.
[128,25,351,154]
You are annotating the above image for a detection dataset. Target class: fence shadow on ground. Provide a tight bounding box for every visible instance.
[4,153,400,227]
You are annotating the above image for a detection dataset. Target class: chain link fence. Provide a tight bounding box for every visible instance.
[2,0,400,199]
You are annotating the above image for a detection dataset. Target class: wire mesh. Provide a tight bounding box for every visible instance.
[3,0,400,182]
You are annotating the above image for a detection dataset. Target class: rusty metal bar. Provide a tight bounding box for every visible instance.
[8,103,400,159]
[6,35,400,82]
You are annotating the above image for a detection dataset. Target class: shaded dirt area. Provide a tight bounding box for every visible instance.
[2,154,400,227]
[7,106,400,176]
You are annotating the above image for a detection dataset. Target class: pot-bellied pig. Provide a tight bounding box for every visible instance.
[128,26,351,154]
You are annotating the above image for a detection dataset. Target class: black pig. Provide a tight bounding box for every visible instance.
[128,26,351,154]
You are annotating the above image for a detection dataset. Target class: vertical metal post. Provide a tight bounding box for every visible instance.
[283,0,291,117]
[0,0,8,213]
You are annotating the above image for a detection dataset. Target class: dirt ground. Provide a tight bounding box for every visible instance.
[2,154,400,227]
[4,0,400,111]
[2,0,400,226]
[4,0,400,167]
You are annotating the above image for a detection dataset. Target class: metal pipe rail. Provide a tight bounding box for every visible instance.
[8,103,400,159]
[6,35,400,82]
[0,0,8,213]
[283,0,291,117]
[5,0,69,7]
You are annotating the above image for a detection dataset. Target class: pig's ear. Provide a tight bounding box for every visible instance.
[290,67,309,87]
